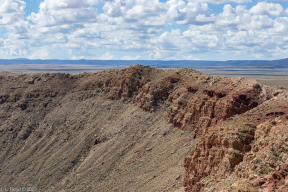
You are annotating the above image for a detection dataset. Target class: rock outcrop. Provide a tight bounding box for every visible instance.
[166,87,264,138]
[78,66,277,140]
[184,124,255,191]
[184,93,288,192]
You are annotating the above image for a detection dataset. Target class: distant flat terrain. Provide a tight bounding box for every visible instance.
[197,67,288,89]
[0,64,129,74]
[0,64,287,88]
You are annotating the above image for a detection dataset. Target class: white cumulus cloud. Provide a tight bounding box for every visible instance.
[284,8,288,16]
[98,52,117,60]
[250,2,283,16]
[189,0,251,4]
[1,0,288,60]
[29,48,49,59]
[0,0,26,25]
[27,0,99,32]
[183,55,201,60]
[121,55,142,60]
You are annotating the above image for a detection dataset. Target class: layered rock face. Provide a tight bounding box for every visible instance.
[235,117,288,192]
[82,65,271,137]
[184,124,255,191]
[83,65,174,112]
[257,165,288,192]
[133,82,172,112]
[166,86,264,138]
[183,93,288,192]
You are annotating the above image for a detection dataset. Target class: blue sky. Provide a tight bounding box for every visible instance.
[1,0,288,60]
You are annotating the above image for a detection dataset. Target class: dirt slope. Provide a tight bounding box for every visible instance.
[0,65,287,191]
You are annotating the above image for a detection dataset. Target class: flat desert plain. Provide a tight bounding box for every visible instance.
[197,67,288,89]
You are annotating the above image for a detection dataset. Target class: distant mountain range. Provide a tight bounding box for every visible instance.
[0,58,287,68]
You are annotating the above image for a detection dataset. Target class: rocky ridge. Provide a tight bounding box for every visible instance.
[0,65,287,191]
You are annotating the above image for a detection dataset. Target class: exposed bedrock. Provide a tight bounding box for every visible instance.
[183,125,255,191]
[184,116,288,192]
[166,87,263,138]
[81,65,274,140]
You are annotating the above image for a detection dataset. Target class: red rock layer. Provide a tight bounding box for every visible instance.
[184,115,288,192]
[166,88,262,138]
[184,125,254,191]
